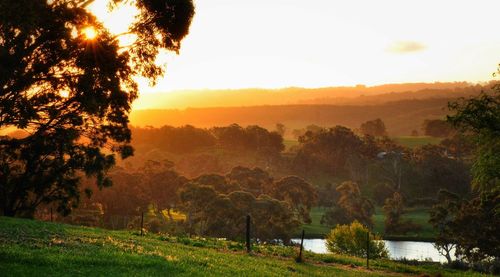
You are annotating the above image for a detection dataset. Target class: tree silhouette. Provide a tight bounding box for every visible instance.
[0,0,194,217]
[360,118,387,137]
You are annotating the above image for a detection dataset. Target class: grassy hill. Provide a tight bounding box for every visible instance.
[0,217,483,276]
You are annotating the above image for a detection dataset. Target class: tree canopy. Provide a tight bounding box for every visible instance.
[360,118,387,137]
[447,88,500,191]
[0,0,194,217]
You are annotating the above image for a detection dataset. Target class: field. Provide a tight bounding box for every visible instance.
[299,207,436,241]
[393,136,442,149]
[0,217,482,276]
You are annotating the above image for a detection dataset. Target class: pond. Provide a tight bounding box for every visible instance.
[290,239,452,263]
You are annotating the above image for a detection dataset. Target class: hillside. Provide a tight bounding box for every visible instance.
[132,82,475,109]
[130,98,456,136]
[0,217,483,276]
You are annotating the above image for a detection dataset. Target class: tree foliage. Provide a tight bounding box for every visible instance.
[325,221,388,259]
[447,88,500,191]
[0,0,194,217]
[360,118,387,137]
[430,189,500,265]
[295,126,365,176]
[422,119,454,138]
[179,183,300,242]
[271,176,317,224]
[321,181,374,228]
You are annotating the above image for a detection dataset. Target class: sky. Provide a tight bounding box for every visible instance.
[90,0,500,92]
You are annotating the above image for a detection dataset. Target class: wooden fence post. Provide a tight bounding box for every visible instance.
[366,231,370,269]
[246,214,251,253]
[140,212,144,236]
[297,229,305,263]
[50,207,53,222]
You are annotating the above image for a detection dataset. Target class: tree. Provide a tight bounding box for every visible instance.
[429,190,460,264]
[360,118,387,137]
[411,144,471,197]
[142,161,188,221]
[422,119,453,138]
[427,80,500,269]
[295,126,364,176]
[271,176,317,224]
[275,123,286,137]
[430,189,500,265]
[179,183,218,234]
[382,191,420,235]
[322,181,374,228]
[325,221,388,259]
[194,173,236,194]
[226,166,273,197]
[0,0,194,217]
[372,183,395,206]
[447,89,500,191]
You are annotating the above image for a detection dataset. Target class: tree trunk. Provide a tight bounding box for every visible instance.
[167,207,174,222]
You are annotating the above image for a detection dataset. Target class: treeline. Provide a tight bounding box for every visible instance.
[130,98,461,136]
[129,123,472,202]
[38,120,475,243]
[66,165,316,243]
[131,124,283,154]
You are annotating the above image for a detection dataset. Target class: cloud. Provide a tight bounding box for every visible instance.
[387,41,426,53]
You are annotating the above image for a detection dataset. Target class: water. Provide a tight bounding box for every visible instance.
[291,239,453,263]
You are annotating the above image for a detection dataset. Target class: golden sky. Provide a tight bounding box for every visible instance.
[90,0,500,92]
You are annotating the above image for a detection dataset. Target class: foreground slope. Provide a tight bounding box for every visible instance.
[0,217,481,276]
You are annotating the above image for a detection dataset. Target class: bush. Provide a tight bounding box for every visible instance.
[325,221,388,259]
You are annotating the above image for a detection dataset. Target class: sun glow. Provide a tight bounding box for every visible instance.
[83,26,97,40]
[85,0,500,108]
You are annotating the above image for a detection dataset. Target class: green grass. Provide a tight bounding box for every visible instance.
[393,136,442,149]
[284,139,299,151]
[373,207,437,241]
[299,207,332,238]
[300,207,436,241]
[0,217,484,277]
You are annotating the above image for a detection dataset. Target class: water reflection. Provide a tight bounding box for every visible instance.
[291,239,453,263]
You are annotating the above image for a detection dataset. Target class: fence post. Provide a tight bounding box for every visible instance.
[297,229,305,263]
[50,207,53,222]
[140,212,144,236]
[366,231,370,269]
[246,214,251,253]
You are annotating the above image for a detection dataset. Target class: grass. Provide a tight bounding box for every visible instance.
[0,217,483,277]
[284,139,299,151]
[299,207,436,241]
[299,207,332,238]
[393,136,442,149]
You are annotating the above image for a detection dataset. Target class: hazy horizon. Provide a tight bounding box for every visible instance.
[131,80,481,110]
[90,0,500,95]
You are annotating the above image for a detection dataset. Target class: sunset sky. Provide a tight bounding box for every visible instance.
[90,0,500,93]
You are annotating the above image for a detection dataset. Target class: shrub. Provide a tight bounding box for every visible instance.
[325,221,388,259]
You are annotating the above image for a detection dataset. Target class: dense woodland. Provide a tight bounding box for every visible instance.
[31,116,473,241]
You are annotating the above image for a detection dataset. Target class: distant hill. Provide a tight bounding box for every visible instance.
[133,81,479,109]
[130,82,494,136]
[130,98,465,136]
